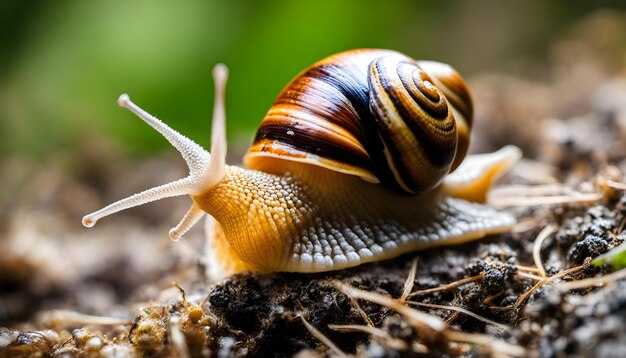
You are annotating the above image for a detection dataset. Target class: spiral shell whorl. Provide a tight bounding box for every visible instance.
[244,49,472,194]
[368,56,457,193]
[417,60,473,171]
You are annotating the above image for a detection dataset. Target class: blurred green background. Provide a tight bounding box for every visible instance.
[2,0,626,160]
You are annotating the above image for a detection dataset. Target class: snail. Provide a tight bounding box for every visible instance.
[82,49,521,278]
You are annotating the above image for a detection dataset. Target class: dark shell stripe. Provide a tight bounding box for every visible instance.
[372,105,448,193]
[368,80,451,193]
[371,58,456,166]
[368,56,457,192]
[416,60,473,172]
[417,60,473,128]
[434,79,472,125]
[261,109,364,153]
[300,59,406,190]
[252,52,385,179]
[246,49,472,194]
[274,77,363,136]
[397,63,448,120]
[257,110,372,171]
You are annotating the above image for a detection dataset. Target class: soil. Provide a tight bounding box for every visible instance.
[3,10,626,358]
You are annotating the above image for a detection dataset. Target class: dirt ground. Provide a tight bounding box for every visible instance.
[3,10,626,358]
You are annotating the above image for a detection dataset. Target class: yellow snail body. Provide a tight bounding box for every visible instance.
[83,49,521,279]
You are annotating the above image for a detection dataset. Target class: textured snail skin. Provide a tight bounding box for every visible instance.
[195,158,516,273]
[81,50,521,278]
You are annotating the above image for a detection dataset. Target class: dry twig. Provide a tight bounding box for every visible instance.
[516,265,540,273]
[558,267,626,291]
[533,224,557,278]
[445,330,526,357]
[483,290,506,304]
[300,315,348,358]
[490,193,602,207]
[515,258,591,307]
[399,258,418,302]
[38,310,131,329]
[406,301,508,330]
[511,216,545,233]
[349,297,374,327]
[335,282,445,332]
[517,271,544,281]
[407,274,484,298]
[329,324,423,352]
[334,282,526,357]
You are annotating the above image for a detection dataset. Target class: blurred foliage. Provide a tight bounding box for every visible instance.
[1,0,626,160]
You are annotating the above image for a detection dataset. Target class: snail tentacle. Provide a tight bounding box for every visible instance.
[169,203,205,241]
[442,145,522,202]
[81,176,197,228]
[206,64,228,188]
[117,94,211,184]
[83,65,231,242]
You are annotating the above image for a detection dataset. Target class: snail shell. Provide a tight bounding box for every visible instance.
[245,49,472,194]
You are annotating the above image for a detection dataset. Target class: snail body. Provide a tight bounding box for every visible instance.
[83,50,521,278]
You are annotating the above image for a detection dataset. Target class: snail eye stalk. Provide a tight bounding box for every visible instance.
[82,64,230,243]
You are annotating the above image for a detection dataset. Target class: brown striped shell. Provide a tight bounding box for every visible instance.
[244,49,473,194]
